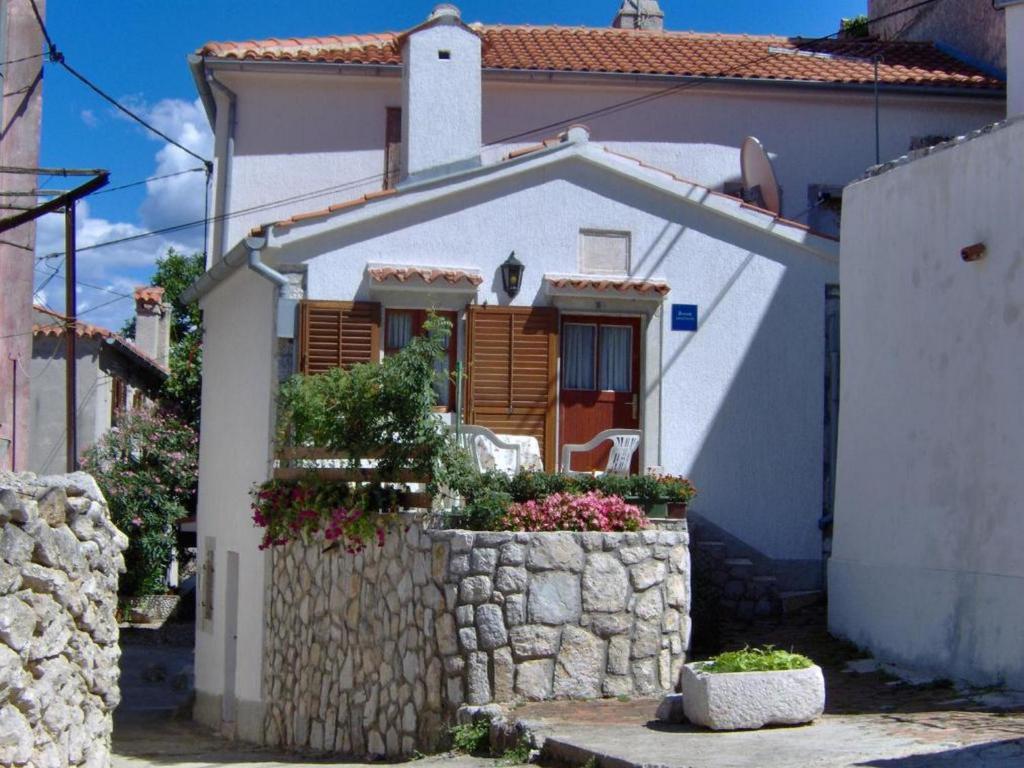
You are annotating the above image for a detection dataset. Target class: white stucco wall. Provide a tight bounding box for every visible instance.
[193,266,277,739]
[402,20,481,177]
[271,151,836,568]
[829,118,1024,687]
[207,69,1003,257]
[1008,5,1024,115]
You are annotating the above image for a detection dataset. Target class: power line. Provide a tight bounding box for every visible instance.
[34,0,946,261]
[93,167,207,196]
[0,51,45,68]
[490,0,944,145]
[27,0,212,172]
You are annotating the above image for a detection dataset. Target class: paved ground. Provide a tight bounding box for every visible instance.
[113,608,1024,768]
[517,606,1024,768]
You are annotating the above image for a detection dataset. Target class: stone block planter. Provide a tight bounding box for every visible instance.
[679,662,824,730]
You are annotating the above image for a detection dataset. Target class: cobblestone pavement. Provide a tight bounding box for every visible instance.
[516,605,1024,767]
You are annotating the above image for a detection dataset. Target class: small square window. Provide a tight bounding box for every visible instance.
[438,50,451,60]
[579,230,630,275]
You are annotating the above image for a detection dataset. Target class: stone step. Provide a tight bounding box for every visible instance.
[723,557,754,577]
[780,590,824,614]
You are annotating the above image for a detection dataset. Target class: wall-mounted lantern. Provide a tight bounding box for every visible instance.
[501,251,524,298]
[961,242,986,262]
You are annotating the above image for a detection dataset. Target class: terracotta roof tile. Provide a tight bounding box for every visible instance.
[544,275,671,296]
[32,305,169,375]
[368,265,484,287]
[200,26,1002,90]
[133,286,165,307]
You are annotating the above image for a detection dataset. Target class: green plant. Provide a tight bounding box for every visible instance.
[82,408,198,596]
[450,719,491,754]
[840,15,869,37]
[700,646,814,674]
[498,737,532,765]
[276,314,454,484]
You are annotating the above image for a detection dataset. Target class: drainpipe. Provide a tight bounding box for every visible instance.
[243,235,287,291]
[207,70,237,262]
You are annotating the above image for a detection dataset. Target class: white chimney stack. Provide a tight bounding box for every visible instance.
[133,286,171,368]
[400,4,482,181]
[997,1,1024,116]
[613,0,665,31]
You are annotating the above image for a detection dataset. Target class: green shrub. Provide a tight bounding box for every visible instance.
[82,409,198,596]
[701,646,814,674]
[450,719,491,754]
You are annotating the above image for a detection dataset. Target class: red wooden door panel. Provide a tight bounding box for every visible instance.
[559,315,641,472]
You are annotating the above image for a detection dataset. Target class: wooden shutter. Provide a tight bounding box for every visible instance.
[299,300,381,373]
[383,107,402,190]
[466,306,559,470]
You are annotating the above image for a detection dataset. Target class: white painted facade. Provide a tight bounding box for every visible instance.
[829,117,1024,688]
[1004,1,1024,115]
[202,72,1003,258]
[188,6,1008,737]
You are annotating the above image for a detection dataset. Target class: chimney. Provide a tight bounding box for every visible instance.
[400,4,482,181]
[613,0,665,31]
[997,1,1024,116]
[133,286,171,367]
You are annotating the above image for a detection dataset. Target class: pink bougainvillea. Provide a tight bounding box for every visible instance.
[501,491,648,533]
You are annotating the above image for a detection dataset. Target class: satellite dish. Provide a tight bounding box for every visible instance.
[740,136,782,216]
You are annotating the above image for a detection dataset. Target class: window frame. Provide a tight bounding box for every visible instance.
[383,308,458,412]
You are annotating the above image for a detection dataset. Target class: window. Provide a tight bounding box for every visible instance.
[298,300,382,373]
[384,107,402,190]
[808,184,843,237]
[384,309,457,410]
[111,377,127,426]
[562,322,632,393]
[579,230,630,274]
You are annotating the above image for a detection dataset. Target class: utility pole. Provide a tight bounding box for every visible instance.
[64,201,76,471]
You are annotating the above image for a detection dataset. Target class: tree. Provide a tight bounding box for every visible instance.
[123,248,205,428]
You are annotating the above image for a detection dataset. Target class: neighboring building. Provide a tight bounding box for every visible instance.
[29,288,170,473]
[831,0,1024,690]
[869,0,1006,74]
[184,3,1007,740]
[0,0,47,471]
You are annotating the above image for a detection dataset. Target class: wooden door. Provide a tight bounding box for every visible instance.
[465,306,559,471]
[559,315,641,472]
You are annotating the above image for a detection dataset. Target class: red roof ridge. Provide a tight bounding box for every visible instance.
[32,305,169,373]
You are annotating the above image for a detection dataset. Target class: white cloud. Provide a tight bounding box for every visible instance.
[34,97,214,334]
[80,109,98,128]
[135,98,213,249]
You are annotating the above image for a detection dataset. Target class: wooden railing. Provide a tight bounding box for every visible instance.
[272,447,433,509]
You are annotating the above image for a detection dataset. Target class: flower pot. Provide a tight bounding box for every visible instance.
[679,662,825,730]
[667,501,687,519]
[646,501,668,518]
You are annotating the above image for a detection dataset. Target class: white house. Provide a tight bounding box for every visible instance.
[829,0,1024,689]
[184,4,1006,740]
[29,289,169,474]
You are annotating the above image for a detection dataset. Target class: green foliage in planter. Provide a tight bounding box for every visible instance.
[701,646,814,674]
[251,476,403,552]
[82,409,198,596]
[276,314,457,484]
[443,467,696,529]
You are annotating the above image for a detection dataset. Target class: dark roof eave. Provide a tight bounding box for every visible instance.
[198,57,1004,98]
[104,337,170,382]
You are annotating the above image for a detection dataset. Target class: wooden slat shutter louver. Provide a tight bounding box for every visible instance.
[466,306,559,470]
[299,300,381,373]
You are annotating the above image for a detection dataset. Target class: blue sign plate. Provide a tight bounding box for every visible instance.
[671,304,698,332]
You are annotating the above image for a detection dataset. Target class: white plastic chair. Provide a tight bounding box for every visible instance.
[561,429,641,476]
[457,425,523,475]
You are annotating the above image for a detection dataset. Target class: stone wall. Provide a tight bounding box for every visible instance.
[0,472,127,768]
[264,520,689,757]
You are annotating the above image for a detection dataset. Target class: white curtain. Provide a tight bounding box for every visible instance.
[386,311,413,350]
[563,324,596,389]
[599,326,631,392]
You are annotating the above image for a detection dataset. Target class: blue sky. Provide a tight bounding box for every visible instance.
[35,0,866,330]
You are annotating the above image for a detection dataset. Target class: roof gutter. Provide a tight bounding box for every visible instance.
[181,233,288,305]
[200,56,1005,100]
[205,69,238,261]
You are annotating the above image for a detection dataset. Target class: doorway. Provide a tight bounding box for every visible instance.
[558,315,641,472]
